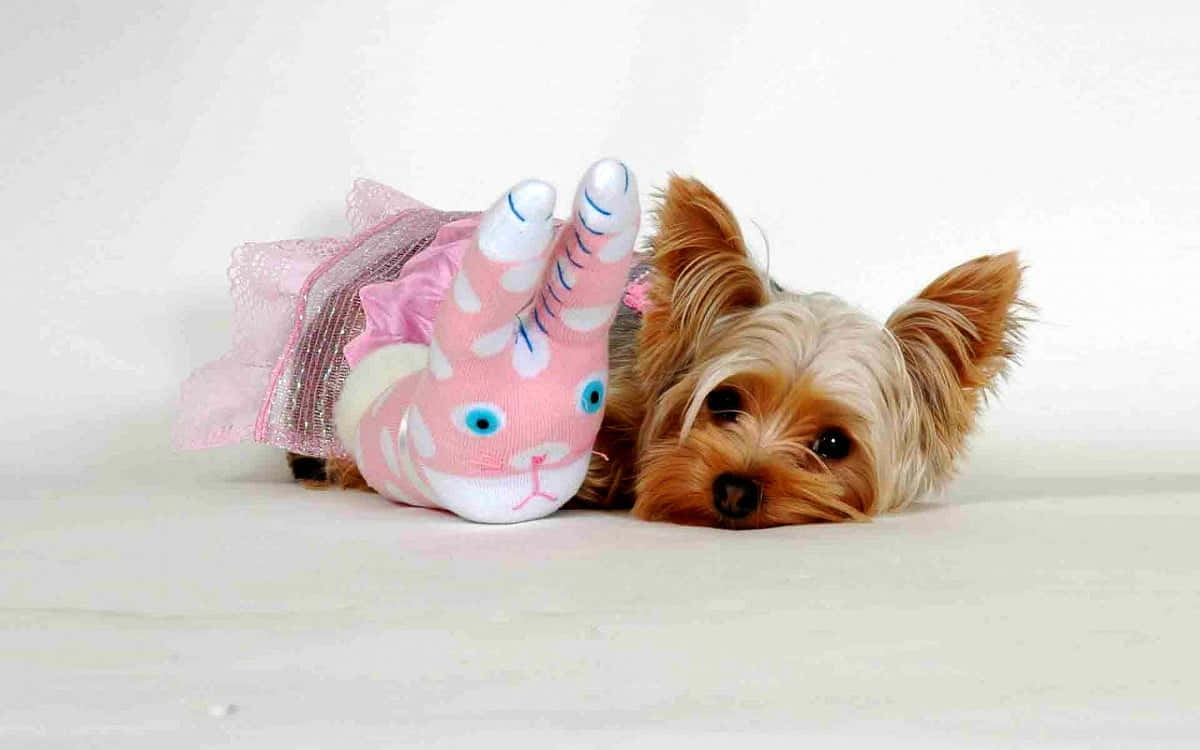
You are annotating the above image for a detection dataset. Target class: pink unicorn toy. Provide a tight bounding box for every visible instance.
[334,159,640,523]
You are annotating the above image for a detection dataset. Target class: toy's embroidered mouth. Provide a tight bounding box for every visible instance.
[513,454,556,510]
[421,453,591,515]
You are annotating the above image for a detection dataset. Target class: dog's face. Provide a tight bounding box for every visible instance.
[630,177,1026,528]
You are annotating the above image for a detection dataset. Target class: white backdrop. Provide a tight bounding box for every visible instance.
[2,0,1197,485]
[5,5,1200,747]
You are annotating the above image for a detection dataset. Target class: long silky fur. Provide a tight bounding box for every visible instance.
[302,176,1030,530]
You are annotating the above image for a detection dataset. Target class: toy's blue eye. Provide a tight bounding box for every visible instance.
[453,403,507,437]
[579,379,605,414]
[466,408,500,435]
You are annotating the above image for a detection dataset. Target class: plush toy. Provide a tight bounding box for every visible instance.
[332,159,640,523]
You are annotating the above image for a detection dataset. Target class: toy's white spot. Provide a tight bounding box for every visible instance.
[501,257,546,293]
[429,336,452,380]
[477,180,556,263]
[509,441,570,470]
[452,271,481,313]
[598,223,637,263]
[472,323,513,357]
[370,383,396,418]
[512,319,550,378]
[380,426,403,479]
[398,436,437,504]
[407,405,435,458]
[378,411,437,505]
[562,302,617,332]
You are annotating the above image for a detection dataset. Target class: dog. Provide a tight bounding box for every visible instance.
[294,175,1027,528]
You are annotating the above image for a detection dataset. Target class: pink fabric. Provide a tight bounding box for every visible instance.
[175,174,645,462]
[345,223,657,367]
[174,179,468,454]
[343,217,480,365]
[346,179,431,232]
[174,235,344,450]
[622,272,653,314]
[353,165,640,523]
[344,217,653,367]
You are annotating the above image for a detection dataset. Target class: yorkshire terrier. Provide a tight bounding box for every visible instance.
[297,175,1027,529]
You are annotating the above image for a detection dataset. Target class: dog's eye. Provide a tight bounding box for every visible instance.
[705,387,742,422]
[812,428,853,461]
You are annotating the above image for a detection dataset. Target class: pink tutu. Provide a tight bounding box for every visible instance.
[174,179,475,458]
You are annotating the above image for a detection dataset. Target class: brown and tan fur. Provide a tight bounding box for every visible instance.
[298,175,1028,529]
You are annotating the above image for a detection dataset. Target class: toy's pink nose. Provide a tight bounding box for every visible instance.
[509,441,569,470]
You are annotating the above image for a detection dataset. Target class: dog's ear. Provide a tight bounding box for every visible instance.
[886,252,1027,455]
[637,175,767,391]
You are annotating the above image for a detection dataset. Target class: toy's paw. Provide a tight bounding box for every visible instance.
[572,159,639,262]
[476,179,557,263]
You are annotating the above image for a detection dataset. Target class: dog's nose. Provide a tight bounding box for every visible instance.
[712,473,762,518]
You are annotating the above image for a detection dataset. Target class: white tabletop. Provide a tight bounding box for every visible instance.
[5,476,1198,748]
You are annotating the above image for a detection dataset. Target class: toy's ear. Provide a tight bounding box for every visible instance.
[637,175,767,393]
[432,179,558,364]
[537,158,640,345]
[886,252,1027,458]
